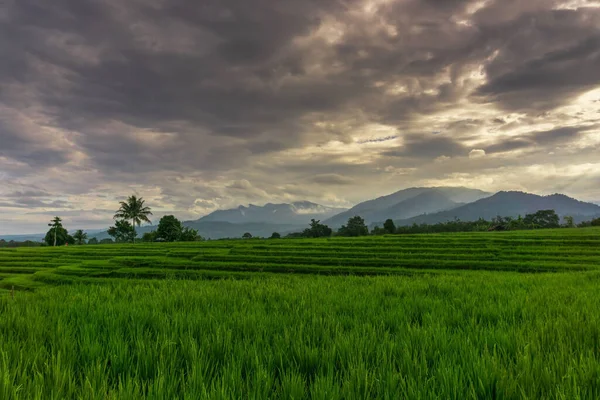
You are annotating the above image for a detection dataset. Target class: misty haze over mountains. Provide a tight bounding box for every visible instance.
[323,187,490,228]
[2,187,600,241]
[198,201,346,225]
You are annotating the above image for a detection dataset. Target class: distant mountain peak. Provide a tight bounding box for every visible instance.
[198,201,347,225]
[397,190,600,226]
[324,186,491,227]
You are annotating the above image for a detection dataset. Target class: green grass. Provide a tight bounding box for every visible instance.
[0,228,599,398]
[1,273,600,399]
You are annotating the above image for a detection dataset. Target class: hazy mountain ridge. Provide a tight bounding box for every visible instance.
[324,187,490,227]
[376,190,463,222]
[198,201,347,225]
[394,191,600,226]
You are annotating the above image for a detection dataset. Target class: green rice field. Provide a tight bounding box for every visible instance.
[1,228,599,398]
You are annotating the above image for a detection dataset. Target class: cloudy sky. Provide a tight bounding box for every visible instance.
[1,0,600,234]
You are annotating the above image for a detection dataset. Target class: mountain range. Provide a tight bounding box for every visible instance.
[2,187,599,241]
[198,201,346,225]
[394,191,600,226]
[323,187,490,228]
[185,187,599,236]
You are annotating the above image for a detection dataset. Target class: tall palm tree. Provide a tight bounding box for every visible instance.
[114,195,153,243]
[48,216,62,247]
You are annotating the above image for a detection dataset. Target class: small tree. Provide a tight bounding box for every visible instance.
[108,220,136,243]
[99,238,114,244]
[563,216,575,228]
[180,227,201,242]
[88,237,99,245]
[303,219,333,238]
[524,210,560,229]
[383,219,396,234]
[45,217,71,246]
[242,232,253,239]
[338,216,369,237]
[156,215,183,242]
[508,215,526,230]
[270,232,281,239]
[371,226,386,235]
[142,231,158,242]
[73,229,88,245]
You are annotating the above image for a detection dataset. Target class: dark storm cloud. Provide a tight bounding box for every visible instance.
[0,118,71,168]
[484,139,533,154]
[484,126,591,154]
[2,0,599,166]
[2,0,600,234]
[311,174,354,185]
[473,7,600,110]
[477,34,600,110]
[383,134,468,159]
[532,126,585,143]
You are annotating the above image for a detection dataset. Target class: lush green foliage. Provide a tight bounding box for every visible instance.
[338,216,369,237]
[72,230,88,245]
[44,227,73,247]
[563,215,575,228]
[142,231,158,243]
[383,218,396,234]
[395,210,570,234]
[372,219,398,235]
[107,220,135,243]
[180,227,201,242]
[579,217,600,228]
[523,209,560,229]
[0,240,43,248]
[301,219,333,238]
[45,217,73,247]
[156,215,183,242]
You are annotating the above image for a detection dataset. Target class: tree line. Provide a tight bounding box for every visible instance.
[263,210,600,239]
[5,201,600,247]
[40,195,202,246]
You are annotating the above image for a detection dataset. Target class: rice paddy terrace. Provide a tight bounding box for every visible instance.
[1,228,600,398]
[1,228,599,291]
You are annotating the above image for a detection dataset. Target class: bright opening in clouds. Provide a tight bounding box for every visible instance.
[1,0,600,234]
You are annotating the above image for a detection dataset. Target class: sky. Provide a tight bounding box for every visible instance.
[1,0,600,234]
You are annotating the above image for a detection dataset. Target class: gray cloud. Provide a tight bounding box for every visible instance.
[4,190,50,198]
[311,174,354,185]
[474,8,600,110]
[384,134,468,159]
[484,125,593,154]
[2,0,600,233]
[0,199,71,209]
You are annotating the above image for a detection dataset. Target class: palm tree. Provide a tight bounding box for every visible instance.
[114,195,153,243]
[48,217,62,247]
[73,229,88,245]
